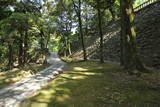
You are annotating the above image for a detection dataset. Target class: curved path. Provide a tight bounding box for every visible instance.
[0,53,66,107]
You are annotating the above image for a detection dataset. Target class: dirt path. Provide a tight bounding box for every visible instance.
[0,53,66,107]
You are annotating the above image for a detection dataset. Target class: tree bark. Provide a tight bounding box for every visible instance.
[43,31,51,64]
[72,0,87,61]
[8,43,13,69]
[109,7,117,21]
[40,28,47,64]
[24,31,28,64]
[68,43,72,55]
[18,32,23,66]
[85,8,89,37]
[120,0,125,66]
[64,36,68,57]
[78,0,87,60]
[64,46,67,57]
[97,0,104,63]
[120,0,148,73]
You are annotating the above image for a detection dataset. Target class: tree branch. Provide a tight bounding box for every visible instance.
[71,0,79,14]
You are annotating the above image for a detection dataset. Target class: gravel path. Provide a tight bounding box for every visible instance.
[0,53,66,107]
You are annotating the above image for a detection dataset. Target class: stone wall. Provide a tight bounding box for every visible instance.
[72,2,160,68]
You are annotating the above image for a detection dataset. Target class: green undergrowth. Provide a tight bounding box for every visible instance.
[20,61,160,107]
[0,63,50,89]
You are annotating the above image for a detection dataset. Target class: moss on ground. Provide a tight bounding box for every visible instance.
[20,61,160,107]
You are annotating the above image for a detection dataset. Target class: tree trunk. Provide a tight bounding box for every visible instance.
[120,0,148,73]
[85,11,89,37]
[40,29,45,54]
[24,31,28,64]
[109,7,117,21]
[120,28,124,66]
[8,43,13,69]
[40,28,46,64]
[120,0,124,66]
[64,47,67,57]
[97,0,104,63]
[68,43,72,55]
[78,0,87,61]
[72,0,87,60]
[43,32,51,64]
[65,36,68,57]
[18,33,23,66]
[45,32,50,49]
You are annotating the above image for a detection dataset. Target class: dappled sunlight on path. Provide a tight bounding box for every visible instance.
[0,53,66,107]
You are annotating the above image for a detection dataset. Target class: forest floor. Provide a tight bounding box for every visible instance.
[0,63,50,89]
[19,61,160,107]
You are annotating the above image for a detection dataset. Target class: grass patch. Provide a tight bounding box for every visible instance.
[0,63,50,89]
[20,61,160,107]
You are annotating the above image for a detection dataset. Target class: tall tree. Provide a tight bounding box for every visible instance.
[89,0,115,63]
[96,0,104,63]
[72,0,87,61]
[120,0,148,73]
